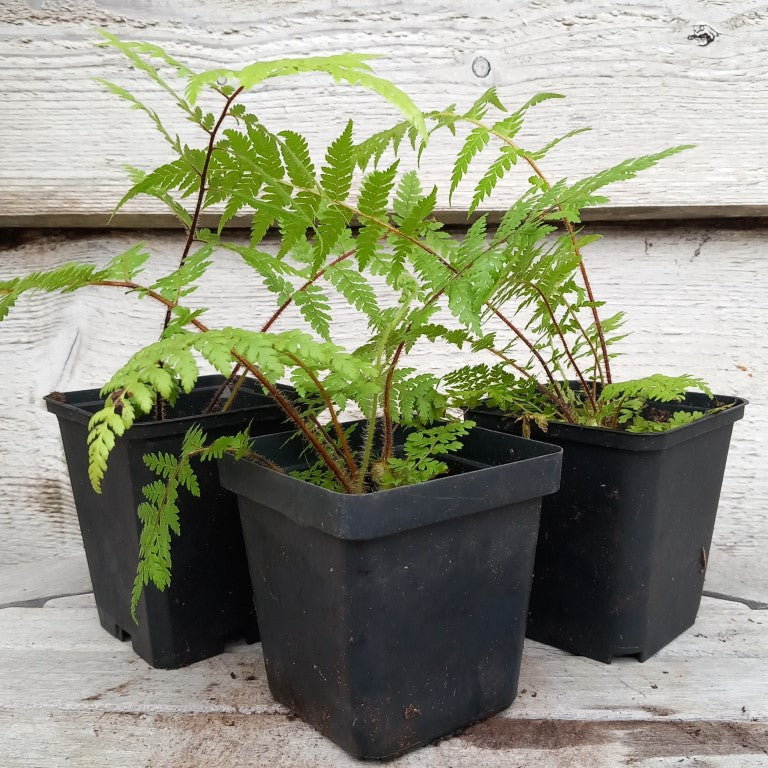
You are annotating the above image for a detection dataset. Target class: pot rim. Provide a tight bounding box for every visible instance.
[44,374,289,439]
[219,423,563,540]
[469,387,747,452]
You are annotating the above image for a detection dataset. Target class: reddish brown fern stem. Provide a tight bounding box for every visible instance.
[281,350,359,480]
[457,116,610,386]
[515,153,610,384]
[235,363,356,493]
[304,413,351,472]
[524,281,598,413]
[335,204,568,400]
[202,245,361,416]
[161,85,244,333]
[202,366,242,416]
[97,279,355,492]
[381,342,404,460]
[154,86,244,421]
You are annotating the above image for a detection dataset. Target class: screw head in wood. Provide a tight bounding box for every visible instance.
[472,56,491,78]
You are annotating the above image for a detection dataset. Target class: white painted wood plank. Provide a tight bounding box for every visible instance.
[2,1,768,222]
[0,226,765,602]
[2,708,766,768]
[0,555,90,606]
[0,597,766,767]
[1,599,765,718]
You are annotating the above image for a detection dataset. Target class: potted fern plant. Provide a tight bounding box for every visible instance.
[371,89,747,663]
[61,69,571,757]
[4,35,564,756]
[0,32,430,669]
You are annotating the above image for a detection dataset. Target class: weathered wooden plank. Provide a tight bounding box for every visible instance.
[0,225,765,603]
[0,555,90,607]
[0,595,766,767]
[2,0,768,223]
[2,709,766,768]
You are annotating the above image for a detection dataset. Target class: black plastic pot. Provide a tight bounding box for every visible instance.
[45,374,290,669]
[468,390,747,663]
[218,424,562,759]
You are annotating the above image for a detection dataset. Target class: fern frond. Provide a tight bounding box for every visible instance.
[449,126,490,203]
[469,146,521,214]
[278,129,316,187]
[356,162,398,268]
[151,243,214,301]
[185,53,426,136]
[130,424,252,619]
[0,244,151,322]
[326,262,379,320]
[320,121,356,201]
[293,285,332,339]
[465,87,507,119]
[376,420,473,490]
[94,78,179,151]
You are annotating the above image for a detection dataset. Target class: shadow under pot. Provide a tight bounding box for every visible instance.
[45,374,291,669]
[468,390,747,664]
[218,422,562,760]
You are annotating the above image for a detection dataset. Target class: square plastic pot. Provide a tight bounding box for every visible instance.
[468,390,746,663]
[45,374,290,669]
[218,424,562,759]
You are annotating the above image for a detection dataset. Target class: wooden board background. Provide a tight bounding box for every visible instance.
[0,225,765,603]
[0,0,766,601]
[3,0,768,224]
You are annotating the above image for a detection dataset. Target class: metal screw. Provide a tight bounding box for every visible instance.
[472,56,491,78]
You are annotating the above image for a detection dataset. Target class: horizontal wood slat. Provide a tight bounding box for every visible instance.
[1,588,766,766]
[2,1,768,224]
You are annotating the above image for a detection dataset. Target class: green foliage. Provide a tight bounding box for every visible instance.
[625,409,706,434]
[388,371,448,426]
[131,425,252,619]
[449,126,490,203]
[0,243,151,323]
[401,88,716,434]
[184,53,427,137]
[290,457,349,492]
[6,34,729,616]
[85,326,386,492]
[595,374,712,431]
[376,421,474,490]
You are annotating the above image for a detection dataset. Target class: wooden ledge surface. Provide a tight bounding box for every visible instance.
[0,556,766,767]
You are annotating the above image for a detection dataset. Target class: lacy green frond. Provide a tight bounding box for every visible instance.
[375,421,474,490]
[594,374,713,431]
[130,424,251,619]
[185,53,426,136]
[0,244,151,323]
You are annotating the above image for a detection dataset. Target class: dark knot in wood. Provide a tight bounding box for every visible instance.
[688,24,718,46]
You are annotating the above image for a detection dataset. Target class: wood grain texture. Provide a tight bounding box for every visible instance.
[2,0,768,224]
[0,225,765,604]
[0,584,766,767]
